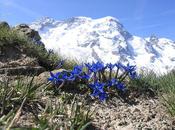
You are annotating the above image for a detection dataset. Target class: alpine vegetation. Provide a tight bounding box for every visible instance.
[1,20,175,130]
[48,61,138,101]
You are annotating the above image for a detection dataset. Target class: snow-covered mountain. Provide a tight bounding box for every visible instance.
[30,16,175,74]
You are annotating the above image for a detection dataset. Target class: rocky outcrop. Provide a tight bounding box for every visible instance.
[0,45,45,76]
[0,66,45,76]
[0,52,45,76]
[13,24,43,44]
[0,21,10,29]
[0,22,46,77]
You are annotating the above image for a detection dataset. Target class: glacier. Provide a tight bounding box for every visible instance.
[30,16,175,74]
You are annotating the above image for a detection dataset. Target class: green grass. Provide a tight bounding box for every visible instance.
[0,76,93,130]
[0,24,91,129]
[0,75,45,129]
[37,93,92,130]
[0,25,77,70]
[129,70,175,116]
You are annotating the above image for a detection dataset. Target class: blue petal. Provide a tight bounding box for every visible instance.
[48,77,54,81]
[116,82,125,91]
[99,92,108,101]
[50,71,56,78]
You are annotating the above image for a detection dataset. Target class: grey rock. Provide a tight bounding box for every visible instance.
[33,69,67,85]
[14,24,41,42]
[0,66,45,76]
[0,21,10,29]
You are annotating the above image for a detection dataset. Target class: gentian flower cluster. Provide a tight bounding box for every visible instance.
[48,61,138,101]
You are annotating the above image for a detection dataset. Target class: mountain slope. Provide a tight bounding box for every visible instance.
[30,16,175,74]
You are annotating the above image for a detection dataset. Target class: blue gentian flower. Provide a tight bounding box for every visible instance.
[115,82,125,91]
[48,61,138,101]
[95,61,105,71]
[85,61,105,73]
[62,71,75,81]
[107,78,118,87]
[115,62,126,70]
[48,71,64,85]
[85,63,93,72]
[71,65,83,76]
[128,70,137,79]
[79,72,90,80]
[89,82,105,93]
[90,62,99,73]
[121,63,135,72]
[106,63,115,70]
[89,82,108,101]
[99,92,108,101]
[123,63,137,79]
[48,71,59,81]
[117,63,138,79]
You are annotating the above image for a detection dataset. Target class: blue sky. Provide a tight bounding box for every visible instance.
[0,0,175,40]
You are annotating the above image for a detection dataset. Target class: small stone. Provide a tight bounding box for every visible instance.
[133,107,141,113]
[124,108,131,113]
[118,120,128,126]
[144,127,152,130]
[172,119,175,126]
[144,115,152,122]
[110,120,117,126]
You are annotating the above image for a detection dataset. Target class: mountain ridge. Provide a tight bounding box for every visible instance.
[30,16,175,74]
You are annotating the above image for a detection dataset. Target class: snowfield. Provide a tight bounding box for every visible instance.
[30,16,175,74]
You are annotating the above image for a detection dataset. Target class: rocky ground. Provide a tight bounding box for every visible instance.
[12,91,175,130]
[91,96,174,130]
